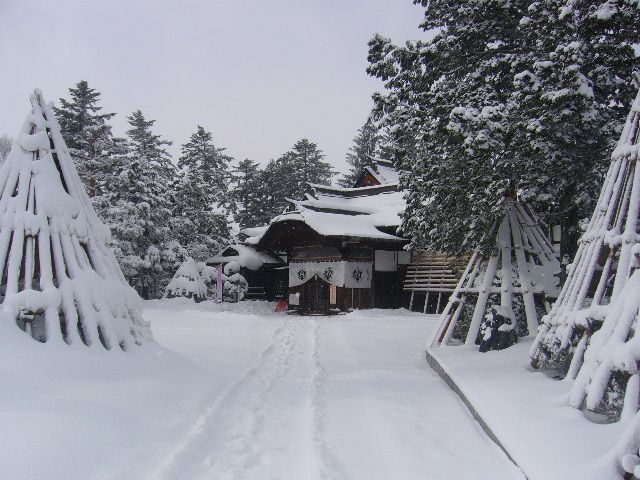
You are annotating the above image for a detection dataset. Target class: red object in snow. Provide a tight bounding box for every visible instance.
[274,300,288,312]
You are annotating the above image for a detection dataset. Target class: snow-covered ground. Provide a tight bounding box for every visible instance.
[0,299,524,480]
[430,340,626,480]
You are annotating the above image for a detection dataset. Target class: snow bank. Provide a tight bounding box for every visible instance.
[0,331,206,480]
[145,297,278,316]
[429,341,623,480]
[0,300,283,480]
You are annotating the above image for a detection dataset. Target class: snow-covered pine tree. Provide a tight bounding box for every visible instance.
[368,0,530,255]
[97,110,178,298]
[164,257,208,301]
[339,117,380,187]
[173,125,231,260]
[53,81,117,198]
[250,139,334,223]
[0,89,150,349]
[230,158,263,229]
[368,0,638,258]
[176,125,231,204]
[512,0,639,261]
[290,138,334,194]
[250,157,289,225]
[376,129,397,167]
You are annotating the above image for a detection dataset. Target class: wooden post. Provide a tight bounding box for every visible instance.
[441,298,465,345]
[465,253,499,345]
[409,291,415,311]
[508,207,538,336]
[423,291,430,314]
[428,249,480,347]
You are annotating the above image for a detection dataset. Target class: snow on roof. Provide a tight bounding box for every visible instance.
[239,225,268,238]
[297,189,405,228]
[207,243,284,270]
[363,166,386,185]
[291,196,376,215]
[307,182,399,196]
[244,234,262,245]
[251,159,406,245]
[363,157,401,185]
[357,165,399,186]
[375,164,400,184]
[269,207,404,241]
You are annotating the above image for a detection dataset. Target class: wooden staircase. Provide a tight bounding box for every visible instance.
[403,253,469,313]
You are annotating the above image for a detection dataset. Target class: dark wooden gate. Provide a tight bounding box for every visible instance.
[300,276,330,314]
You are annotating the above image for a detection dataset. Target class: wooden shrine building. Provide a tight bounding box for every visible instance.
[243,159,466,315]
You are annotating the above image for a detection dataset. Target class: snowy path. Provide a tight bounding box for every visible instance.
[152,307,524,480]
[0,302,524,479]
[157,317,344,480]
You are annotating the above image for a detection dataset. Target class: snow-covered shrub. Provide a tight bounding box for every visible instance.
[223,261,240,276]
[478,306,518,352]
[222,261,248,302]
[165,258,207,301]
[199,263,218,298]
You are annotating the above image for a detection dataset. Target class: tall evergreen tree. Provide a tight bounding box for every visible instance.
[290,138,334,193]
[368,0,638,258]
[250,157,290,225]
[173,125,232,260]
[230,158,263,229]
[369,1,528,254]
[53,81,116,197]
[96,110,178,298]
[257,153,297,221]
[176,125,231,205]
[339,117,381,187]
[513,0,639,259]
[253,139,334,223]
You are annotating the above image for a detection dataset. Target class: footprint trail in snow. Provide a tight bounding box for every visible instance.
[158,317,347,480]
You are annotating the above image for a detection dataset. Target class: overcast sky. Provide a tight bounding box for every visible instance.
[0,0,427,173]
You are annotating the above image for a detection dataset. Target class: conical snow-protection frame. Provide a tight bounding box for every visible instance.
[0,89,151,350]
[530,86,640,377]
[431,197,560,348]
